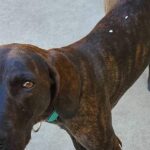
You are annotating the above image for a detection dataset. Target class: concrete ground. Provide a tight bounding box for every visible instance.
[0,0,150,149]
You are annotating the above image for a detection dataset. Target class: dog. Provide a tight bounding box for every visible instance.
[0,0,150,149]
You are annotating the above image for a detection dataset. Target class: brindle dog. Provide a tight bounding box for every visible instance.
[0,0,150,150]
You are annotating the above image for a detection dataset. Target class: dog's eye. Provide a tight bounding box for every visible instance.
[22,81,34,89]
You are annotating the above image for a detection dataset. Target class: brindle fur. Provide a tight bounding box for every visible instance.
[0,0,150,150]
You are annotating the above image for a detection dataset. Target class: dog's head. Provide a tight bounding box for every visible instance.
[0,43,59,150]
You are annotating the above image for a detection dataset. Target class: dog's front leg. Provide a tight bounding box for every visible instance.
[64,128,87,150]
[63,97,122,150]
[70,135,87,150]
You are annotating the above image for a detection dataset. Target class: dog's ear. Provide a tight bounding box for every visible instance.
[46,51,81,120]
[48,65,60,103]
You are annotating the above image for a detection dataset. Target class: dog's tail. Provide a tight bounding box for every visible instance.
[104,0,119,13]
[104,0,125,13]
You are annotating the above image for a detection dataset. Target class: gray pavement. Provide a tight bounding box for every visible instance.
[0,0,150,150]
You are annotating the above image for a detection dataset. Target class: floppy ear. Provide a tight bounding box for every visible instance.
[46,51,81,119]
